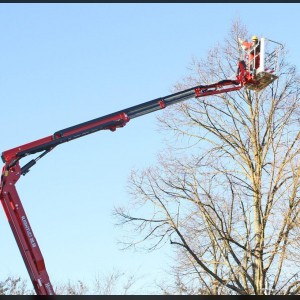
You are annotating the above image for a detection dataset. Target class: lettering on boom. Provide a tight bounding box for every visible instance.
[21,216,37,248]
[45,282,54,295]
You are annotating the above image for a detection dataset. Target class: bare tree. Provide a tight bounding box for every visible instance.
[92,269,142,295]
[53,270,142,295]
[0,276,34,295]
[54,279,89,295]
[114,20,300,295]
[1,269,142,295]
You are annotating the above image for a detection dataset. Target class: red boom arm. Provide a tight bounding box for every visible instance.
[0,163,55,295]
[0,61,255,295]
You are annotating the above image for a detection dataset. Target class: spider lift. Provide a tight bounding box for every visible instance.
[0,37,283,295]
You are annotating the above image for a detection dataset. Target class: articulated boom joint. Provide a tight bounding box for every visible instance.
[194,79,242,98]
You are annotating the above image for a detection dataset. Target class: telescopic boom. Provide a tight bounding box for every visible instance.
[0,50,280,295]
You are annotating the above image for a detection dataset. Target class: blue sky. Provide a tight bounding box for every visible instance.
[0,3,300,294]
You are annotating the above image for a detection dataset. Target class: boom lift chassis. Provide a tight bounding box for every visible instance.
[0,38,282,295]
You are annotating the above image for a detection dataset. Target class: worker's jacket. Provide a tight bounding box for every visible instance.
[241,41,260,69]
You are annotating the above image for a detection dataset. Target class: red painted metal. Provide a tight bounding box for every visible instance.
[194,82,242,99]
[55,112,130,137]
[2,113,130,163]
[2,135,54,164]
[0,163,55,295]
[158,99,166,109]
